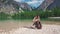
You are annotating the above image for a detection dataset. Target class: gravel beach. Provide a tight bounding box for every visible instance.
[0,24,60,34]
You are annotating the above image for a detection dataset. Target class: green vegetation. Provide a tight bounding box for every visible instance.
[0,7,60,21]
[52,7,60,17]
[11,13,21,20]
[0,12,9,20]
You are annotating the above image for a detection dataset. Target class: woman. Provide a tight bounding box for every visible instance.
[33,15,42,29]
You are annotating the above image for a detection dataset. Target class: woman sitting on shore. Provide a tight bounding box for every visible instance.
[33,15,42,29]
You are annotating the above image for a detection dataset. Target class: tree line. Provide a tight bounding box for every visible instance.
[0,7,60,20]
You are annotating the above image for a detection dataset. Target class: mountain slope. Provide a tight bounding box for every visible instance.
[17,3,32,11]
[0,0,18,14]
[47,0,60,9]
[0,0,32,14]
[37,0,54,10]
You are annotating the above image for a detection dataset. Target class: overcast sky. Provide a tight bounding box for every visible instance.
[14,0,44,8]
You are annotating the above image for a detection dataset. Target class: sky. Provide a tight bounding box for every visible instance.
[14,0,44,8]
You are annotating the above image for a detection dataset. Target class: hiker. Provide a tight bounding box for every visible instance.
[33,15,42,29]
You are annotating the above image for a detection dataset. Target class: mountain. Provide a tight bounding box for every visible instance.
[47,0,60,9]
[37,0,54,10]
[17,3,32,11]
[0,0,18,14]
[0,0,32,14]
[37,0,60,10]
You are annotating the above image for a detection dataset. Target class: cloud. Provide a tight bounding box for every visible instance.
[14,0,44,8]
[14,0,44,3]
[26,1,43,4]
[14,0,32,2]
[26,0,44,8]
[14,0,22,2]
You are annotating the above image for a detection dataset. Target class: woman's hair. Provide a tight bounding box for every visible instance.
[35,15,39,19]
